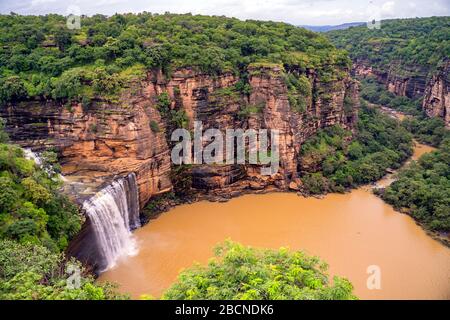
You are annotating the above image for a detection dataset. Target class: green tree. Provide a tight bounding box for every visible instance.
[163,241,356,300]
[0,76,27,103]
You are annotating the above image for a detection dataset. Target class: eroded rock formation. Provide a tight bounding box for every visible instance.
[1,65,359,202]
[422,60,450,128]
[0,65,359,270]
[354,59,449,127]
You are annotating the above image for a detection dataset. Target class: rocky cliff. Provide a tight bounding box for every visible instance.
[1,65,358,203]
[354,59,449,127]
[422,60,450,128]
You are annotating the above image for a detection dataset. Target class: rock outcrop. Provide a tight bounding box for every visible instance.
[1,65,359,200]
[0,95,173,208]
[354,59,449,127]
[422,60,450,128]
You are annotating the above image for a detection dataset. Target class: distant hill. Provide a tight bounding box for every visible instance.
[299,22,365,32]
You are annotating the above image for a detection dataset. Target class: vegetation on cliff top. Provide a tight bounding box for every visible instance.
[0,13,350,105]
[163,240,356,300]
[327,16,450,75]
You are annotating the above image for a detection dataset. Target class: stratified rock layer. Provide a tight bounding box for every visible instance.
[422,61,450,128]
[354,59,449,127]
[1,66,359,202]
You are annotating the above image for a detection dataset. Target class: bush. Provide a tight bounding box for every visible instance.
[150,120,160,133]
[0,239,127,300]
[163,241,356,300]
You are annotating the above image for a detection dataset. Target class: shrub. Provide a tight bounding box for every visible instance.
[163,241,356,300]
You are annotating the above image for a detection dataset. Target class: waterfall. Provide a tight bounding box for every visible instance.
[23,148,67,181]
[23,148,43,166]
[82,173,140,271]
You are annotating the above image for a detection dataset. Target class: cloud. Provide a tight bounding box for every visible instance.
[1,0,449,25]
[381,1,396,16]
[31,0,57,5]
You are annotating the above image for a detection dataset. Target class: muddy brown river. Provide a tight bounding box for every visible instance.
[99,142,450,300]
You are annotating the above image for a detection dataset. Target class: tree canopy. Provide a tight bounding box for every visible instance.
[0,13,350,104]
[327,17,450,76]
[162,240,356,300]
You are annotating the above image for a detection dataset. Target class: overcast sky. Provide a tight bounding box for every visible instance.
[1,0,449,25]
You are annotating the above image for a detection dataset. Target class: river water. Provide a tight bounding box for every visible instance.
[99,142,450,300]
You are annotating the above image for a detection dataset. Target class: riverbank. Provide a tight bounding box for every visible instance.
[366,102,449,247]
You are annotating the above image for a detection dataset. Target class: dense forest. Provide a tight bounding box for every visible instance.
[379,138,450,233]
[299,102,413,194]
[327,16,450,75]
[0,13,350,105]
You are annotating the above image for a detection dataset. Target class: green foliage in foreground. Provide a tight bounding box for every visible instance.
[162,241,356,300]
[380,138,450,232]
[299,102,413,194]
[0,239,127,300]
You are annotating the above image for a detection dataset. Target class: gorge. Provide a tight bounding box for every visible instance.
[0,13,449,300]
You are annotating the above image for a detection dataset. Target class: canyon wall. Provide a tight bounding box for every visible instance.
[1,65,358,202]
[354,59,449,127]
[422,61,450,128]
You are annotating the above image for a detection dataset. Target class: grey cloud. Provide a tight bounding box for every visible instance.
[0,0,448,25]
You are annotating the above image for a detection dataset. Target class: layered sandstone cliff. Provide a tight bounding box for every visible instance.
[1,65,359,202]
[1,65,359,270]
[422,61,450,128]
[353,59,449,127]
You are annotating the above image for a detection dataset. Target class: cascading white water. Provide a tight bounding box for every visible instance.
[83,173,140,271]
[23,148,68,181]
[23,148,42,166]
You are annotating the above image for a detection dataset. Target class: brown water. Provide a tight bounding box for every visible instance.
[99,142,450,300]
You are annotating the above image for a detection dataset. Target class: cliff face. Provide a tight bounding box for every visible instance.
[354,61,427,99]
[1,65,358,202]
[151,65,359,195]
[354,60,449,127]
[0,94,173,208]
[422,61,450,128]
